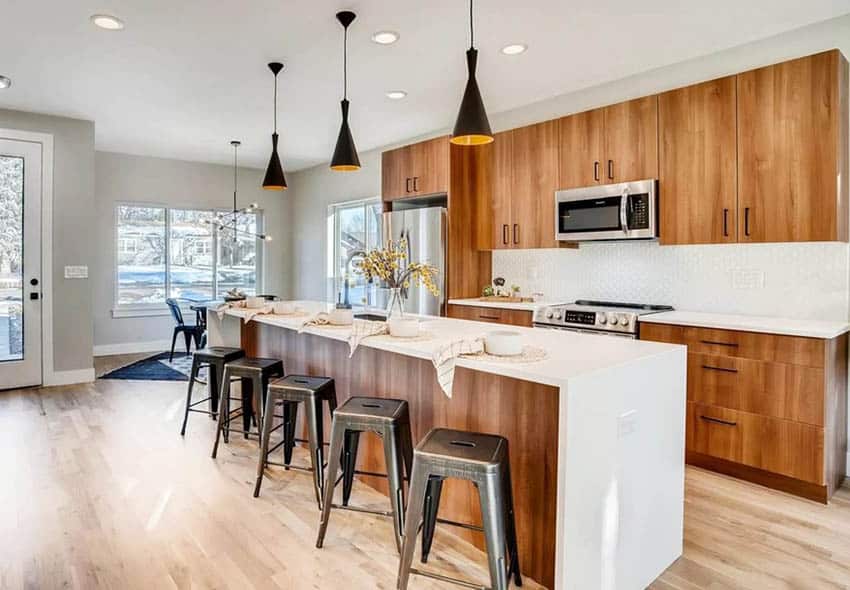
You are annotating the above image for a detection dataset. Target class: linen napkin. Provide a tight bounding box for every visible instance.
[298,312,336,332]
[214,300,274,323]
[347,320,388,357]
[431,336,485,398]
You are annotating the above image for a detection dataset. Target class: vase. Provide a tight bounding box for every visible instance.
[386,287,405,321]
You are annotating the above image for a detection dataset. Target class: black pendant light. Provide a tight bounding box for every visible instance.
[330,10,361,171]
[262,62,287,190]
[451,0,493,146]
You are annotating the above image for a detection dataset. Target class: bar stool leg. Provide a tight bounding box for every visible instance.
[397,461,430,590]
[420,476,444,564]
[282,401,298,467]
[341,430,361,506]
[503,463,523,587]
[240,376,253,437]
[211,367,233,458]
[305,395,325,510]
[478,474,509,590]
[180,358,199,436]
[384,425,407,553]
[316,422,347,549]
[208,362,221,420]
[253,395,277,497]
[247,374,263,442]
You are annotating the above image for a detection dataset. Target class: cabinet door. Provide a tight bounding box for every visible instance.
[491,130,513,249]
[409,136,449,196]
[558,108,604,189]
[603,96,659,183]
[659,77,738,244]
[511,120,559,248]
[737,50,848,242]
[381,145,411,201]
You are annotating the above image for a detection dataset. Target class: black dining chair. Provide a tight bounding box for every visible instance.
[166,298,206,362]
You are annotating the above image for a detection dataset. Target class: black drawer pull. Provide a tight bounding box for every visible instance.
[699,339,738,347]
[699,415,737,427]
[479,315,501,320]
[701,364,738,373]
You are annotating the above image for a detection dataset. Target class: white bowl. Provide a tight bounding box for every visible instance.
[484,330,523,356]
[245,296,265,309]
[328,308,354,325]
[388,318,420,338]
[272,301,296,315]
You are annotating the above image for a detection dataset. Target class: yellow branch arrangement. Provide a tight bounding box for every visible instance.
[354,238,440,297]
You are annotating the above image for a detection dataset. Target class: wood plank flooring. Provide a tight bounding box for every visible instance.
[1,367,849,589]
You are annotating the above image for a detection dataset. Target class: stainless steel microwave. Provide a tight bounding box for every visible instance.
[555,179,658,241]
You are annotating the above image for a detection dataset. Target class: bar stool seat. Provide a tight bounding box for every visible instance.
[397,428,522,590]
[211,357,284,458]
[179,346,244,436]
[316,396,414,553]
[253,375,338,504]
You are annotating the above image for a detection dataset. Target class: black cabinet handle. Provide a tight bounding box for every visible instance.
[512,224,519,245]
[699,415,737,427]
[699,339,738,347]
[607,159,614,180]
[723,208,729,237]
[413,176,419,191]
[502,224,509,245]
[701,364,738,373]
[479,314,501,320]
[405,177,412,193]
[744,207,751,236]
[593,161,600,181]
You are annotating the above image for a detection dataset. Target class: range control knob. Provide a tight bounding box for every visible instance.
[598,314,607,324]
[546,311,554,319]
[608,313,619,325]
[619,314,631,326]
[554,311,562,320]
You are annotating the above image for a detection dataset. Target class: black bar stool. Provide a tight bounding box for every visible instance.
[179,346,244,436]
[210,357,285,458]
[253,375,338,504]
[397,428,522,590]
[316,396,414,553]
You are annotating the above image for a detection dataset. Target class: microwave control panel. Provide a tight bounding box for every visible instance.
[628,194,650,229]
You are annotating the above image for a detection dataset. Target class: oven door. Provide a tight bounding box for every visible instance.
[533,323,636,339]
[555,179,657,241]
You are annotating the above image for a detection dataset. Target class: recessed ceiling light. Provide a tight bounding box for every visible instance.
[385,90,407,100]
[501,43,528,56]
[372,30,399,45]
[90,14,125,30]
[0,76,10,90]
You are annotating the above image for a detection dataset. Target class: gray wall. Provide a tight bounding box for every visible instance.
[93,151,294,349]
[0,108,95,373]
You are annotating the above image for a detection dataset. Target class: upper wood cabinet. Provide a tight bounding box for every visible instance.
[659,76,738,245]
[491,130,513,249]
[381,136,449,201]
[558,108,604,189]
[737,50,848,243]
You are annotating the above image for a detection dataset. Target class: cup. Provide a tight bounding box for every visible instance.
[272,301,296,315]
[484,330,523,356]
[245,296,265,309]
[388,318,420,338]
[328,308,354,325]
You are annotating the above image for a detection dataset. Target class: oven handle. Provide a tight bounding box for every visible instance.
[620,186,630,233]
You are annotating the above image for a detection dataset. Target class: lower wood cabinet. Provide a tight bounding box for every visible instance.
[642,322,847,502]
[447,304,533,328]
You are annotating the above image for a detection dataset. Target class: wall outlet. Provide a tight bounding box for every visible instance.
[618,410,638,438]
[64,265,89,279]
[731,269,764,289]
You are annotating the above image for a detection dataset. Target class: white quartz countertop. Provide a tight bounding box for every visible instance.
[447,297,565,312]
[640,310,850,339]
[221,301,683,388]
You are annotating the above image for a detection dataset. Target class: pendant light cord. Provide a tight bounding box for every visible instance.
[469,0,474,49]
[343,24,348,100]
[273,74,278,133]
[232,143,238,234]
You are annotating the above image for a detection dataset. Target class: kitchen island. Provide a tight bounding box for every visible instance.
[208,302,686,590]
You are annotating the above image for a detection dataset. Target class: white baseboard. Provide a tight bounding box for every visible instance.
[93,339,172,357]
[44,368,96,387]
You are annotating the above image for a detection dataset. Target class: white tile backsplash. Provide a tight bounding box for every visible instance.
[493,242,850,320]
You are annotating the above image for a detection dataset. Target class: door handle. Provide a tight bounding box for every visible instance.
[512,224,519,245]
[699,339,738,347]
[744,207,751,237]
[701,364,738,373]
[699,415,737,427]
[502,224,509,245]
[405,177,412,193]
[593,161,600,182]
[607,159,614,180]
[620,187,630,233]
[413,176,419,192]
[723,208,729,237]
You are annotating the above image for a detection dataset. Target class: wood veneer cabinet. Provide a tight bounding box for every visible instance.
[381,136,449,201]
[658,76,738,244]
[737,50,849,243]
[446,303,534,327]
[641,322,847,502]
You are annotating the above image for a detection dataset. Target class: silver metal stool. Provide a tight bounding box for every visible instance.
[316,396,414,552]
[210,357,284,458]
[253,375,338,505]
[180,346,244,436]
[397,428,522,590]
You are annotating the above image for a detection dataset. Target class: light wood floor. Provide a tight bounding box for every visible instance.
[2,364,849,589]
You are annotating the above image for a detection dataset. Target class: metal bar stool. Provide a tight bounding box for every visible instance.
[316,396,414,553]
[179,346,244,436]
[210,357,285,458]
[397,428,522,590]
[253,375,338,504]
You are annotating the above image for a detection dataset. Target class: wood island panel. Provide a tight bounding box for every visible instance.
[242,322,560,589]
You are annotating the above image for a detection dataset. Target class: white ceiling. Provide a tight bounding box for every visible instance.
[2,0,850,172]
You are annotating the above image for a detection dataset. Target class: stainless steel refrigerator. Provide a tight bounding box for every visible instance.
[380,206,447,316]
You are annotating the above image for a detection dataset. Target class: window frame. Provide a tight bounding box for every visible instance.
[112,201,265,316]
[326,196,382,303]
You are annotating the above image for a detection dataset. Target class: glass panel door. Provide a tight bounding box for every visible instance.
[0,155,23,361]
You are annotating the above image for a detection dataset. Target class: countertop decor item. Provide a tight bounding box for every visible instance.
[387,317,420,338]
[355,238,440,321]
[483,330,523,356]
[330,11,360,171]
[262,61,287,190]
[209,141,272,243]
[450,0,493,146]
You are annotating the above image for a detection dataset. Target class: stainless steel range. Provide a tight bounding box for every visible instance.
[533,300,673,338]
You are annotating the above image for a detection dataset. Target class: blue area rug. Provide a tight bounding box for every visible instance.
[100,352,190,381]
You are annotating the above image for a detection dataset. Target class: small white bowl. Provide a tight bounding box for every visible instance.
[388,318,420,338]
[272,301,296,315]
[328,308,354,325]
[484,330,523,356]
[245,296,265,309]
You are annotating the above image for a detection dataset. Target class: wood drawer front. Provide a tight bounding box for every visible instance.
[641,323,824,367]
[688,402,825,484]
[688,353,825,425]
[446,305,533,327]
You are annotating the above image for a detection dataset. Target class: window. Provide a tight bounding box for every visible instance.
[115,204,263,309]
[327,197,382,305]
